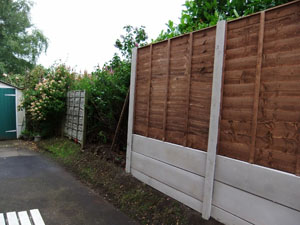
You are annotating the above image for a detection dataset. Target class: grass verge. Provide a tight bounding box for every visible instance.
[38,137,221,225]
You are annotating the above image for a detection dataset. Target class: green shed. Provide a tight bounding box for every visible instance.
[0,81,25,140]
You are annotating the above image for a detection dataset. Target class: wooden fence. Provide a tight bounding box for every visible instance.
[133,1,300,176]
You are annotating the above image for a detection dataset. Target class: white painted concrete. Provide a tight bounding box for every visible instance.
[202,20,227,220]
[0,209,45,225]
[126,47,137,173]
[30,209,45,225]
[18,211,31,225]
[6,212,19,225]
[0,214,5,225]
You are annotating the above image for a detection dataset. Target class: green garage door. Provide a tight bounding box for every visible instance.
[0,88,17,140]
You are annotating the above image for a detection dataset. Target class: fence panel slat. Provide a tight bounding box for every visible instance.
[148,42,169,140]
[249,11,265,163]
[163,40,171,141]
[166,35,190,145]
[184,33,193,146]
[146,45,153,137]
[134,46,150,136]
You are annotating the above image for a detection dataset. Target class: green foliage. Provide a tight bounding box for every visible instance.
[115,25,148,60]
[156,20,181,41]
[21,64,74,136]
[24,65,46,89]
[73,26,148,144]
[39,137,80,163]
[0,0,48,74]
[21,129,34,138]
[72,55,131,143]
[156,0,293,41]
[0,73,25,88]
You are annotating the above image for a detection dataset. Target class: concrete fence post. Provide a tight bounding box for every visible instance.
[202,20,227,220]
[125,47,138,173]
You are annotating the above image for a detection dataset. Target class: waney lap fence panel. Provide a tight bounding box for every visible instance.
[219,1,300,175]
[134,27,216,151]
[256,3,300,174]
[127,1,300,225]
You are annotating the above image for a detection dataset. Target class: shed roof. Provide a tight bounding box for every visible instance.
[0,80,23,90]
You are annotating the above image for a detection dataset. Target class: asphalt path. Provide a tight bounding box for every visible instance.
[0,140,138,225]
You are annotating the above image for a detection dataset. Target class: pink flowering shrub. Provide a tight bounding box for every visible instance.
[21,64,74,135]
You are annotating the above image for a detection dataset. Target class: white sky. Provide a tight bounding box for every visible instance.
[30,0,185,73]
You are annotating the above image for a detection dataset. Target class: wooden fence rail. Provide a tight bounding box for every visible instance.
[132,0,300,176]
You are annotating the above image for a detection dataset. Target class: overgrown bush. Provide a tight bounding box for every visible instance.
[72,55,130,145]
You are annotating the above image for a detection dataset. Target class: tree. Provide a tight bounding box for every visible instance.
[156,0,293,41]
[0,0,48,75]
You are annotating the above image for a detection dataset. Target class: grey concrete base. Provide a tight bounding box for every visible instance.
[0,141,137,225]
[130,135,300,225]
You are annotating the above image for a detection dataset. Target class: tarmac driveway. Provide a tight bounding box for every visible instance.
[0,140,137,225]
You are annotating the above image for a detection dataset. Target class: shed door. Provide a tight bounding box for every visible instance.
[0,88,16,140]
